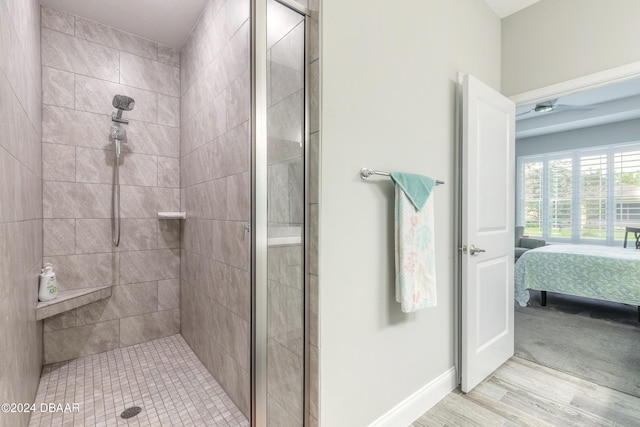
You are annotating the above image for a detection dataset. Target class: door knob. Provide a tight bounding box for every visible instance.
[469,244,486,256]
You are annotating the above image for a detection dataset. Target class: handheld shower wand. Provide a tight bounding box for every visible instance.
[110,95,135,247]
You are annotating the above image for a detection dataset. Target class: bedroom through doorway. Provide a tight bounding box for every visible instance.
[512,66,640,398]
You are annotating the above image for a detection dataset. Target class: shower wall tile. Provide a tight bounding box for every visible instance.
[211,220,249,270]
[158,279,180,310]
[43,218,75,256]
[43,181,112,219]
[75,17,158,60]
[119,248,180,284]
[126,120,181,158]
[158,156,180,188]
[182,142,214,186]
[227,71,251,130]
[43,106,111,150]
[268,89,303,144]
[226,265,251,323]
[42,27,119,82]
[310,59,319,133]
[157,45,180,67]
[269,398,299,427]
[44,253,119,290]
[310,344,319,419]
[183,179,227,220]
[41,8,182,363]
[158,94,181,127]
[182,91,227,155]
[182,58,228,126]
[269,21,304,107]
[0,0,39,131]
[227,172,250,221]
[268,340,303,422]
[222,22,249,87]
[75,281,159,325]
[0,76,39,177]
[120,51,180,97]
[119,308,180,347]
[75,219,157,254]
[183,219,215,255]
[266,3,303,50]
[42,66,74,108]
[309,132,319,204]
[43,319,120,364]
[76,147,158,187]
[43,142,75,182]
[158,220,181,249]
[181,0,251,417]
[75,75,158,124]
[43,309,76,332]
[120,186,180,218]
[310,203,318,275]
[73,219,112,254]
[227,0,250,36]
[308,14,319,62]
[217,121,250,176]
[306,3,320,423]
[268,162,291,224]
[41,5,75,35]
[289,158,304,224]
[310,274,318,347]
[219,306,250,370]
[180,0,225,95]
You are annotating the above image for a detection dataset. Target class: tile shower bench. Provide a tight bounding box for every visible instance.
[35,286,112,321]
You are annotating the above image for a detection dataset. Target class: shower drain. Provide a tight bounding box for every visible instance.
[120,406,142,419]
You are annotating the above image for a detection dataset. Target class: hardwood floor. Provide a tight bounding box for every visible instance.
[412,357,640,426]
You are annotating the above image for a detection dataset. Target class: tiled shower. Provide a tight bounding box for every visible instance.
[40,6,182,365]
[0,0,319,425]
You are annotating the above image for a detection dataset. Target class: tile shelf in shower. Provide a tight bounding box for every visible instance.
[158,212,187,219]
[35,286,112,321]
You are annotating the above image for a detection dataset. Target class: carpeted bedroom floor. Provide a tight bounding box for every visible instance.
[515,291,640,398]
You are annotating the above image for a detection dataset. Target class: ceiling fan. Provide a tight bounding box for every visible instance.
[517,98,594,117]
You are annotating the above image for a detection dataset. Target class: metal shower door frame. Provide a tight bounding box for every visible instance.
[250,0,311,425]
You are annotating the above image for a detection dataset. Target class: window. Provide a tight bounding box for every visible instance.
[580,152,607,240]
[548,158,571,239]
[522,161,543,237]
[517,143,640,245]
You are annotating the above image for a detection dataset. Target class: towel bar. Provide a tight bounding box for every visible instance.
[360,168,444,185]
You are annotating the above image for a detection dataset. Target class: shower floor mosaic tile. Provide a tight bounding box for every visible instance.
[28,335,248,427]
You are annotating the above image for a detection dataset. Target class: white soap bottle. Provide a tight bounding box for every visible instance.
[38,263,58,302]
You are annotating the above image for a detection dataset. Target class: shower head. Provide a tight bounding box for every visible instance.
[112,95,135,124]
[112,95,135,111]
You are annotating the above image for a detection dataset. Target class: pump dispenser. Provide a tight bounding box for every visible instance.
[38,263,58,302]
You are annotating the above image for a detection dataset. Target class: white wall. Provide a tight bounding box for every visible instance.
[502,0,640,96]
[517,118,640,157]
[319,1,501,424]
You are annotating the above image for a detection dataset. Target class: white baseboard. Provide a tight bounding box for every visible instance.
[368,367,457,427]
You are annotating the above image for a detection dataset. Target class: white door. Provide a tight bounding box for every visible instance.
[460,73,515,393]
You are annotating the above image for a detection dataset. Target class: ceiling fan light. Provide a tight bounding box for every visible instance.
[534,105,554,113]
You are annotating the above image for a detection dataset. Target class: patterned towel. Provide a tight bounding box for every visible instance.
[390,173,437,313]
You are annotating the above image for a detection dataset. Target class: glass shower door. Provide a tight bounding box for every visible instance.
[265,0,306,425]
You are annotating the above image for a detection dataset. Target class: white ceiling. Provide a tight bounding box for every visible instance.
[516,76,640,139]
[40,0,208,48]
[40,0,541,49]
[484,0,540,18]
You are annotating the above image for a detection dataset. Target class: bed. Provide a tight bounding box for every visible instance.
[514,244,640,312]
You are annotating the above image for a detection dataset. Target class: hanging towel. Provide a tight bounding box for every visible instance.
[390,172,437,313]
